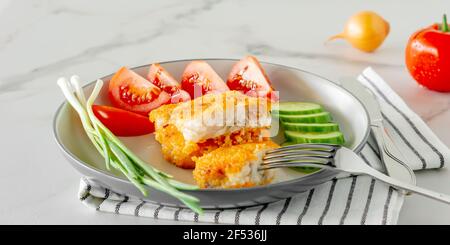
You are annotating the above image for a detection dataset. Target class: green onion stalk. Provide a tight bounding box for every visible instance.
[57,76,202,214]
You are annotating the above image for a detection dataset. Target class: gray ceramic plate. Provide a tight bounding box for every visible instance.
[53,59,370,209]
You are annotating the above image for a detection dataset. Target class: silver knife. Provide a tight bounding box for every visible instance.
[340,79,416,188]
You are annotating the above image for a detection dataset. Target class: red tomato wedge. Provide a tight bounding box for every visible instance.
[109,67,171,115]
[227,56,278,101]
[170,89,191,103]
[147,63,191,103]
[92,105,155,136]
[181,61,229,98]
[147,63,181,94]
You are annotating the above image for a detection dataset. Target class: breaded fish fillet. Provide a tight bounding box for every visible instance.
[192,141,279,188]
[149,91,272,169]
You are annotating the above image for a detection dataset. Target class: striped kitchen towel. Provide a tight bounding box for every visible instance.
[78,67,449,225]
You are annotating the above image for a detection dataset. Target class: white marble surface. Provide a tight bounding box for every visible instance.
[0,0,449,225]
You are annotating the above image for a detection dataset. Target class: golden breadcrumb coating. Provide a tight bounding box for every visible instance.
[149,103,178,129]
[192,141,279,188]
[169,91,272,130]
[149,91,272,169]
[151,122,269,169]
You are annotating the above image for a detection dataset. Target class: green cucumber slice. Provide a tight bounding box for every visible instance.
[284,131,345,145]
[292,167,321,174]
[281,141,295,146]
[279,112,332,123]
[282,122,339,132]
[273,102,323,115]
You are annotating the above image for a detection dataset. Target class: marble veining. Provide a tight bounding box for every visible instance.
[0,0,226,94]
[246,43,404,68]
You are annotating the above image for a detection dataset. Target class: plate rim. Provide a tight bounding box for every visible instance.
[52,58,370,193]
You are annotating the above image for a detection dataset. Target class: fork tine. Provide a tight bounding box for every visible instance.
[265,143,340,155]
[259,160,335,171]
[262,155,334,165]
[263,150,334,160]
[259,143,341,171]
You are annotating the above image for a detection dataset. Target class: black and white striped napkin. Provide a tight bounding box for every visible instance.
[78,67,449,225]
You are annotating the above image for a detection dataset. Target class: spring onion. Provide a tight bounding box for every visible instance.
[57,76,203,214]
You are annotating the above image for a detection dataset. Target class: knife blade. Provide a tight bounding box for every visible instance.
[339,78,416,188]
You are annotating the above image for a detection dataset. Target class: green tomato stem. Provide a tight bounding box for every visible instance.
[442,14,449,32]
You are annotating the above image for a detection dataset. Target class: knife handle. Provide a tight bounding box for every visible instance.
[381,128,417,185]
[370,121,388,169]
[370,121,417,188]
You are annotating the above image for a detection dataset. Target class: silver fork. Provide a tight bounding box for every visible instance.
[261,143,450,205]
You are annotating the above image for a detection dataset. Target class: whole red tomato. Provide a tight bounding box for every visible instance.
[406,15,450,92]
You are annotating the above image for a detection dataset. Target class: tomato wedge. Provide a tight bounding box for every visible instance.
[227,56,278,101]
[109,67,171,115]
[147,63,191,103]
[181,61,229,98]
[170,89,191,103]
[147,63,181,94]
[92,105,155,136]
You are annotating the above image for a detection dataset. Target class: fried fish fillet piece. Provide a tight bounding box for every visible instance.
[192,141,279,188]
[149,91,272,169]
[149,104,201,169]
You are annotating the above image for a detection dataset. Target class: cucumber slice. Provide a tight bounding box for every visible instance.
[279,112,332,123]
[292,167,320,174]
[281,141,295,146]
[274,102,323,115]
[282,122,339,132]
[284,131,345,145]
